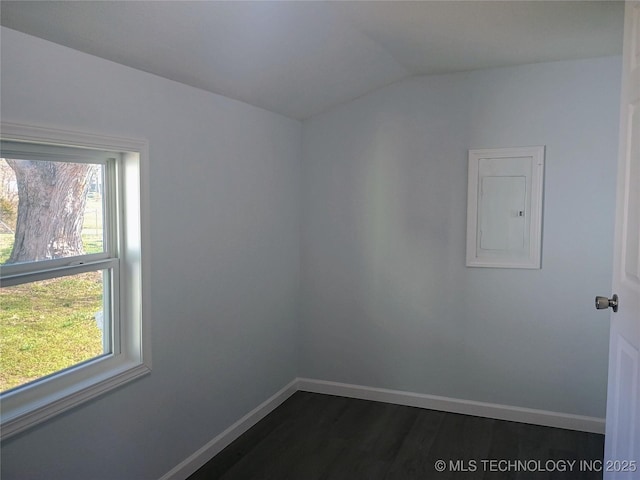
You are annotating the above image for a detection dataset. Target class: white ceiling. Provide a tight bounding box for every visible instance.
[0,1,624,120]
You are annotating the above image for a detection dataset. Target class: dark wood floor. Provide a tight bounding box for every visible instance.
[189,391,604,480]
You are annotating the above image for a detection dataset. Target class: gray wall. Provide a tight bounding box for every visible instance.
[300,56,621,418]
[0,27,301,480]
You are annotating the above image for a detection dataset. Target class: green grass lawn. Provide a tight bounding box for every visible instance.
[0,227,106,392]
[0,271,105,392]
[0,233,13,263]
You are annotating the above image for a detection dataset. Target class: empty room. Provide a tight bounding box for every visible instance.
[0,1,638,479]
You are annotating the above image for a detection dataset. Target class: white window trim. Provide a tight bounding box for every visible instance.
[0,122,151,440]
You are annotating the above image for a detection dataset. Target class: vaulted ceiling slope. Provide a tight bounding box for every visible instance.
[0,1,624,120]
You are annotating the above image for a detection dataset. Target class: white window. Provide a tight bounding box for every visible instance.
[0,123,150,439]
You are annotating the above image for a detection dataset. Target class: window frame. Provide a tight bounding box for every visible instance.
[0,122,151,439]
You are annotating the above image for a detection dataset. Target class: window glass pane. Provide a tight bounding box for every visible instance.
[0,270,109,392]
[0,158,105,265]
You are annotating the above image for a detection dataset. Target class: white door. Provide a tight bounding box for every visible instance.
[604,2,640,476]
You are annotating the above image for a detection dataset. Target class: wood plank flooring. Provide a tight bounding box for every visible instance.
[188,392,604,480]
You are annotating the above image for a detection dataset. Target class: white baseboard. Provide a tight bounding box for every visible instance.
[159,378,298,480]
[160,377,604,479]
[297,377,605,434]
